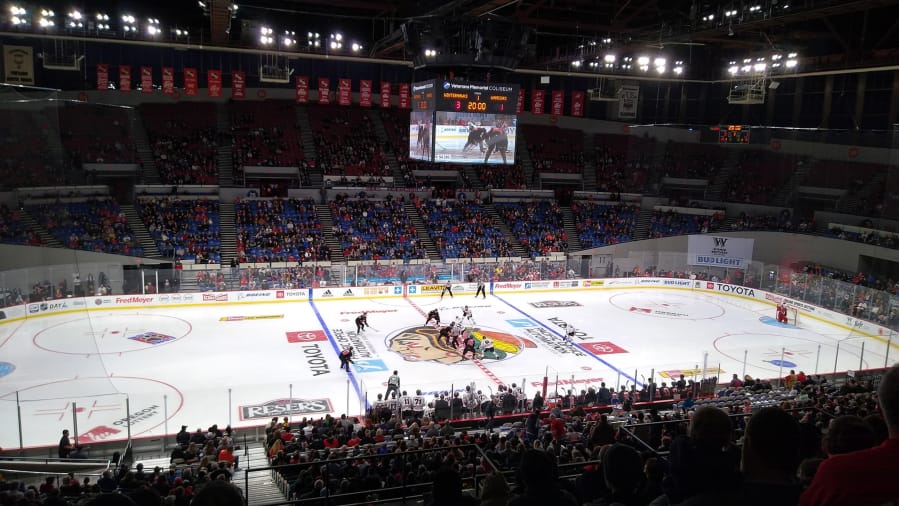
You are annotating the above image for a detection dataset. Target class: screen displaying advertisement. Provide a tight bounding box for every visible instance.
[408,111,433,161]
[432,111,517,164]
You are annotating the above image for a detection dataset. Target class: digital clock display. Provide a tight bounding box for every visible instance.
[712,125,751,144]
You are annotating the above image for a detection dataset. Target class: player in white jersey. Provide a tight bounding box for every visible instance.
[412,390,427,417]
[480,337,495,359]
[462,305,475,325]
[399,390,414,418]
[386,392,400,416]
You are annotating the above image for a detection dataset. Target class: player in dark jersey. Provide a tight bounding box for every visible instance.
[355,312,370,333]
[426,308,440,326]
[339,346,354,371]
[483,127,508,164]
[461,332,477,360]
[463,126,487,152]
[438,325,452,346]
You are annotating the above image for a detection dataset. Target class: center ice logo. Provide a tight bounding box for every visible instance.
[387,325,536,365]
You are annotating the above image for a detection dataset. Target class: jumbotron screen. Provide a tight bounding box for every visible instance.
[408,111,433,161]
[432,111,517,164]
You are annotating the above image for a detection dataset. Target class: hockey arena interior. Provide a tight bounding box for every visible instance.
[1,0,899,505]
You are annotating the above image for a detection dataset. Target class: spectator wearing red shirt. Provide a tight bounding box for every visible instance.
[799,364,899,506]
[549,414,566,442]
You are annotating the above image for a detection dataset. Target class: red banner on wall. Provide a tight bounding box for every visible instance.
[295,76,309,103]
[359,80,373,107]
[184,68,198,96]
[398,83,410,109]
[516,89,525,114]
[207,69,222,97]
[119,65,131,92]
[338,78,351,106]
[380,82,392,108]
[532,89,545,114]
[139,66,152,93]
[232,71,246,99]
[551,90,565,116]
[161,67,174,95]
[318,78,330,104]
[571,90,585,117]
[97,64,108,91]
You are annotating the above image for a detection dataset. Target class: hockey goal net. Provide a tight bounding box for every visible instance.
[780,306,799,326]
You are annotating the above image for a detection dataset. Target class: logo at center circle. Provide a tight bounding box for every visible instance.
[387,325,536,365]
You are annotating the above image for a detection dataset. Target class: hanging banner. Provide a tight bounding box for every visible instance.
[618,84,639,120]
[398,83,411,109]
[119,65,131,92]
[161,67,174,95]
[687,236,755,269]
[207,69,222,97]
[184,68,198,96]
[359,80,373,107]
[318,77,330,104]
[338,78,351,106]
[551,90,565,116]
[380,81,392,108]
[516,89,525,114]
[96,63,109,91]
[232,71,246,99]
[295,76,309,103]
[571,90,585,117]
[3,45,34,85]
[140,66,152,94]
[532,89,545,114]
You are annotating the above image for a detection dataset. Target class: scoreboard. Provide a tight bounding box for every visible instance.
[412,80,519,113]
[713,124,751,144]
[409,80,519,165]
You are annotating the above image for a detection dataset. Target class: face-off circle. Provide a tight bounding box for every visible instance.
[33,313,192,355]
[0,376,184,444]
[609,292,725,320]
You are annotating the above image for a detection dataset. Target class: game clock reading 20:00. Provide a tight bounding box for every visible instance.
[411,79,519,114]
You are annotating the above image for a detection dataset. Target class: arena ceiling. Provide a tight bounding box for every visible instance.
[34,0,899,79]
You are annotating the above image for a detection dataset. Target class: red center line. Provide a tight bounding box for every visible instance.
[403,294,504,387]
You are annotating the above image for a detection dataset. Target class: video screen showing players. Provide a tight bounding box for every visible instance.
[408,111,433,161]
[432,111,517,165]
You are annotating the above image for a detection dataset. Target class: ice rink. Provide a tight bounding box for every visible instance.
[0,285,894,449]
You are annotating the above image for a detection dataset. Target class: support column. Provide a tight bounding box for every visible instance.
[854,73,867,130]
[888,70,899,127]
[766,83,777,124]
[821,75,834,129]
[792,78,804,130]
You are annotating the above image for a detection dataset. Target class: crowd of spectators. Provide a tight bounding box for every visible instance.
[0,203,42,246]
[231,101,307,183]
[28,198,143,257]
[59,104,137,165]
[658,142,725,180]
[723,151,799,204]
[416,196,514,258]
[310,106,389,178]
[522,125,586,174]
[0,108,74,188]
[648,210,724,238]
[138,197,220,263]
[142,103,218,185]
[572,201,640,248]
[329,193,426,261]
[479,163,525,190]
[235,198,330,263]
[245,363,899,506]
[495,200,568,257]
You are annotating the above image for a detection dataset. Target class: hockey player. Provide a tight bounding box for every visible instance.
[481,336,495,358]
[461,332,477,360]
[440,280,453,300]
[462,305,475,325]
[475,279,487,299]
[437,325,452,347]
[339,346,354,372]
[355,312,370,333]
[426,308,441,327]
[776,304,788,324]
[450,321,463,348]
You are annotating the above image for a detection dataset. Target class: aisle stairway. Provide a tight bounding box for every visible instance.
[404,202,443,261]
[561,207,583,252]
[19,209,63,249]
[515,129,537,189]
[295,106,321,187]
[132,111,161,185]
[218,201,237,265]
[771,164,809,207]
[314,204,345,263]
[634,211,653,241]
[704,149,742,201]
[581,132,597,192]
[484,203,529,258]
[120,204,160,258]
[367,111,401,183]
[215,103,235,186]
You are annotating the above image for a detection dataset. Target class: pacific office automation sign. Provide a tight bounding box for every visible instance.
[687,235,754,269]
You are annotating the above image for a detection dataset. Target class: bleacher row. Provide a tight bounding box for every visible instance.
[1,102,895,213]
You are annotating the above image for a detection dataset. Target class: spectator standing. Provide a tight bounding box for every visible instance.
[799,364,899,505]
